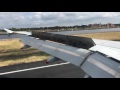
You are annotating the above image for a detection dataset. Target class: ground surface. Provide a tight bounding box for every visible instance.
[0,60,85,78]
[0,39,50,67]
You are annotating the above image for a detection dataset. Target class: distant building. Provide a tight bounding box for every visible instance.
[106,23,115,28]
[88,23,101,29]
[88,23,116,29]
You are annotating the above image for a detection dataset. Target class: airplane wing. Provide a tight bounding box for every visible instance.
[20,32,120,78]
[3,28,14,34]
[3,28,32,35]
[14,31,32,36]
[1,29,120,78]
[90,39,120,61]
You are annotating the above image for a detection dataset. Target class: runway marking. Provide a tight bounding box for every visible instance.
[0,62,70,75]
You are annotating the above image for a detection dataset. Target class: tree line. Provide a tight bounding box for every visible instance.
[0,24,120,32]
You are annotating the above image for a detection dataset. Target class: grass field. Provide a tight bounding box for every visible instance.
[0,31,120,67]
[74,32,120,41]
[0,32,6,34]
[0,39,50,67]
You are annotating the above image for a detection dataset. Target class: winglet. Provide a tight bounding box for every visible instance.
[3,28,14,34]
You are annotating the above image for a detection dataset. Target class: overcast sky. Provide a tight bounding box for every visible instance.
[0,12,120,28]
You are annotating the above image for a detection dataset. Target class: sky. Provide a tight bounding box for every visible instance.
[0,12,120,28]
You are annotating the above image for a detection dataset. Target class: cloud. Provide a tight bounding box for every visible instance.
[0,12,120,28]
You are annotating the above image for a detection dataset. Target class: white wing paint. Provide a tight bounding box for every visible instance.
[3,28,32,35]
[90,39,120,61]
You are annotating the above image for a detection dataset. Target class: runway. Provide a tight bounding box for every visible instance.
[49,28,120,35]
[0,60,85,78]
[0,34,25,39]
